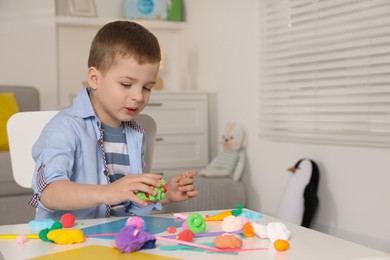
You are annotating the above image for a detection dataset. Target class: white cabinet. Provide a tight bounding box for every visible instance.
[142,92,209,177]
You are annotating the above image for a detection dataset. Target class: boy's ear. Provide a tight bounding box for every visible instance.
[87,67,99,89]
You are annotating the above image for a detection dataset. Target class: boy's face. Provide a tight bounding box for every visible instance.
[88,55,159,127]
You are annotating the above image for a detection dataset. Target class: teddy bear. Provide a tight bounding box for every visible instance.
[199,123,246,181]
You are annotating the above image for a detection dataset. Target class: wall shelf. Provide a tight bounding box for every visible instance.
[55,16,186,31]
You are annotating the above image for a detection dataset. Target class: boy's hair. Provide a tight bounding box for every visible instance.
[88,21,161,73]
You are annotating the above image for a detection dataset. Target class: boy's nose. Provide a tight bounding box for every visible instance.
[128,89,144,102]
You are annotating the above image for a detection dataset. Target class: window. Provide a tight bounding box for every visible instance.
[260,0,390,147]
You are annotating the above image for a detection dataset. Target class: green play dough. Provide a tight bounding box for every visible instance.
[186,213,206,234]
[137,179,167,202]
[39,221,63,242]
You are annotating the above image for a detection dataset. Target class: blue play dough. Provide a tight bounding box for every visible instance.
[28,219,55,229]
[81,216,184,240]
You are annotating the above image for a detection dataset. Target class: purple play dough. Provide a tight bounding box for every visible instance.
[115,225,156,253]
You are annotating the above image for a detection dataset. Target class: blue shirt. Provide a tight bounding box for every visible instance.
[30,88,161,220]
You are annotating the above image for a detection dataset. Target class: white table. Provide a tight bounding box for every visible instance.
[0,210,388,260]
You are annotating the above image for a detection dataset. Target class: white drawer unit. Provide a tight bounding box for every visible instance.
[142,92,209,177]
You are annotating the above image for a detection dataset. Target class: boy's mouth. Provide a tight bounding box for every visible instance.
[125,107,137,115]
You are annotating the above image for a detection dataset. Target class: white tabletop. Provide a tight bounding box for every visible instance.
[0,210,388,260]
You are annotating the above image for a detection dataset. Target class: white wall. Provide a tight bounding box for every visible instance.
[0,0,57,110]
[178,0,390,253]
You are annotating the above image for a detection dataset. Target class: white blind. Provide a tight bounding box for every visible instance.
[260,0,390,147]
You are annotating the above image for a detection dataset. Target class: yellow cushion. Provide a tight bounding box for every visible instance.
[0,92,20,151]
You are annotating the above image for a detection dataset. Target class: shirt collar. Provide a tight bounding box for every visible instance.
[71,88,96,119]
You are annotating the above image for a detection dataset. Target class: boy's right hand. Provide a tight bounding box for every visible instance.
[100,173,162,207]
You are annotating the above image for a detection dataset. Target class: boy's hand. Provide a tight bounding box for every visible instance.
[163,170,199,204]
[101,173,162,207]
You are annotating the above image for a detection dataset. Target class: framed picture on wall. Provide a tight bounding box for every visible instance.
[67,0,97,17]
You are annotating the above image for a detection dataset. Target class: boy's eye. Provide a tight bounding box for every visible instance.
[121,83,131,87]
[143,86,152,92]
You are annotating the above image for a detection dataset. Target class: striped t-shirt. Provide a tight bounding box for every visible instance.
[101,123,131,183]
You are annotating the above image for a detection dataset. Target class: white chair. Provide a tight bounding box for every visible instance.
[7,111,57,188]
[136,113,157,173]
[6,111,156,188]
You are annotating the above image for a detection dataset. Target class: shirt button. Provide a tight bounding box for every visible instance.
[104,170,109,176]
[97,139,103,145]
[96,121,100,127]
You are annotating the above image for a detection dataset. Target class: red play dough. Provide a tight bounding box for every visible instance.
[176,229,194,242]
[60,213,75,228]
[166,226,176,233]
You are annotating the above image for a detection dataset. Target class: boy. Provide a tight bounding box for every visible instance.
[30,21,198,220]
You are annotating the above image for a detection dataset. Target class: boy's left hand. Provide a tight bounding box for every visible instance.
[163,170,198,204]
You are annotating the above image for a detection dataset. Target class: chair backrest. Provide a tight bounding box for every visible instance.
[133,113,157,173]
[7,111,58,188]
[6,111,156,188]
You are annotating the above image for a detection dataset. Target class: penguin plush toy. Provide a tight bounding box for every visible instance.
[276,159,319,228]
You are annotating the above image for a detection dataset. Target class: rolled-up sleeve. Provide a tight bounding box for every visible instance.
[30,114,79,210]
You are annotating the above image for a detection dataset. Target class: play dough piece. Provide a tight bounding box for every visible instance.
[242,222,255,237]
[182,220,188,230]
[166,226,176,233]
[39,221,63,242]
[114,225,156,253]
[231,204,243,216]
[16,235,27,244]
[252,222,290,242]
[28,219,55,229]
[136,179,167,202]
[125,216,145,230]
[213,234,243,249]
[274,239,290,251]
[47,229,84,245]
[176,229,194,242]
[60,213,75,228]
[204,210,232,221]
[221,216,244,232]
[241,210,263,219]
[186,213,206,234]
[173,213,189,219]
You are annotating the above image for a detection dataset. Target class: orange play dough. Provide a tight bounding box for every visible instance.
[213,235,242,249]
[242,222,254,237]
[274,239,290,251]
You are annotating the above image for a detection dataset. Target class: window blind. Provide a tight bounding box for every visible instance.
[260,0,390,147]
